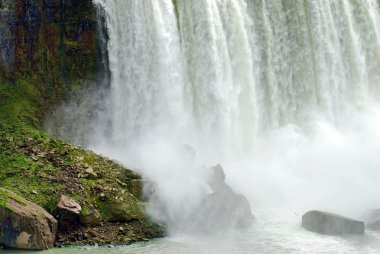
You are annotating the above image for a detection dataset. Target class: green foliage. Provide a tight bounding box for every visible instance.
[0,81,143,221]
[0,81,40,126]
[0,188,27,211]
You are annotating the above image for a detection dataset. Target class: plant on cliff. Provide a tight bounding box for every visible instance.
[0,80,164,245]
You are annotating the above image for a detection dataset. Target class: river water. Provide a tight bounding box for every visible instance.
[4,222,380,254]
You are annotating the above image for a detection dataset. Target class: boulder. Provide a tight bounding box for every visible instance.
[52,195,81,222]
[362,209,380,230]
[0,188,58,250]
[302,210,365,235]
[80,205,102,225]
[189,164,254,232]
[190,188,254,232]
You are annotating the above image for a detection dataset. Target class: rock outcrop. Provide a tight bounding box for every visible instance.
[0,0,164,248]
[302,210,365,235]
[52,195,81,222]
[80,205,102,225]
[189,164,254,232]
[0,188,58,250]
[0,0,103,88]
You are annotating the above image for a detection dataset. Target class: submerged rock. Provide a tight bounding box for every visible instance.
[189,164,254,232]
[362,209,380,230]
[0,188,58,250]
[52,195,82,222]
[302,210,365,235]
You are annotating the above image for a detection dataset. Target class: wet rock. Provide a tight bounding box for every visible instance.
[105,198,144,222]
[128,179,143,200]
[362,209,380,230]
[52,195,81,222]
[302,210,365,235]
[0,188,57,250]
[80,205,102,225]
[189,164,254,232]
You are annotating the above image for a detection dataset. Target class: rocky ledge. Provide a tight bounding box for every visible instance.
[0,189,164,250]
[0,122,165,250]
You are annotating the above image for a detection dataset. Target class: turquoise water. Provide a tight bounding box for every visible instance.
[3,219,380,254]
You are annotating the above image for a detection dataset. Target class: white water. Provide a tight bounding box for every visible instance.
[46,0,380,252]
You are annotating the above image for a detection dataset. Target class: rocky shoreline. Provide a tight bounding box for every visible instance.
[0,83,166,249]
[0,187,165,250]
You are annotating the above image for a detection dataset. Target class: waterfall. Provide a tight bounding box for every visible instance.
[39,0,380,236]
[90,0,380,158]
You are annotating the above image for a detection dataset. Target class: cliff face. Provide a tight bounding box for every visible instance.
[0,0,104,103]
[0,1,164,246]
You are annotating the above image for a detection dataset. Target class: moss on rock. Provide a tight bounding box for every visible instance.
[0,188,27,211]
[0,80,165,245]
[0,0,165,246]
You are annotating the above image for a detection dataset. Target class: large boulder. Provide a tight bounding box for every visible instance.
[190,188,254,232]
[362,209,380,230]
[302,210,365,235]
[0,188,58,250]
[52,195,82,222]
[189,164,254,232]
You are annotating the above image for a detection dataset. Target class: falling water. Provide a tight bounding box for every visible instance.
[90,0,380,156]
[46,0,380,252]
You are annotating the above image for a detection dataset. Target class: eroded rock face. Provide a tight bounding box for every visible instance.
[302,210,365,235]
[0,188,58,250]
[52,195,81,222]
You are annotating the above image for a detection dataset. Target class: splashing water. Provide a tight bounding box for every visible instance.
[46,0,380,252]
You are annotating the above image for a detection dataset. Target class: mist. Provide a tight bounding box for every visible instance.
[56,101,375,238]
[45,0,380,251]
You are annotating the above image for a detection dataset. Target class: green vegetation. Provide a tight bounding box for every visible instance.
[0,188,27,211]
[0,0,164,245]
[0,80,143,219]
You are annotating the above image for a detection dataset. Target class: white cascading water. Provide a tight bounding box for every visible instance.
[98,1,187,147]
[92,0,380,154]
[48,0,380,252]
[92,0,259,158]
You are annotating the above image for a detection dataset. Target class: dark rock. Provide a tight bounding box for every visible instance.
[302,210,365,235]
[0,188,57,250]
[362,209,380,230]
[52,195,81,222]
